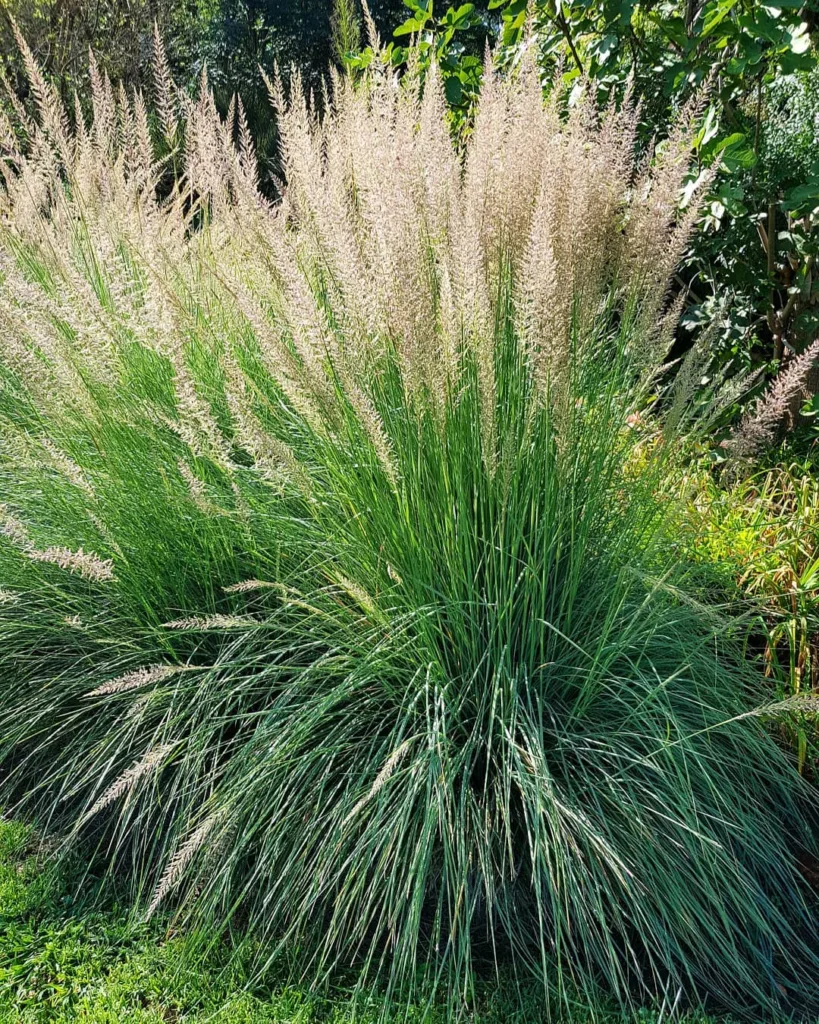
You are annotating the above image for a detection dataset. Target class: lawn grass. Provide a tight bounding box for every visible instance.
[0,818,740,1024]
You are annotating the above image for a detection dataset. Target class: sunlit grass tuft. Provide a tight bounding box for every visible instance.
[0,28,817,1020]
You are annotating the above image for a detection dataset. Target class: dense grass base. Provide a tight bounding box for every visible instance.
[0,819,747,1024]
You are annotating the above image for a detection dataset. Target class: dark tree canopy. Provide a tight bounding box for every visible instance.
[0,0,407,96]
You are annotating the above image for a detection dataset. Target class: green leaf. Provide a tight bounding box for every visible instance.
[701,0,739,37]
[703,133,756,172]
[592,33,619,64]
[693,105,719,150]
[501,8,527,44]
[722,148,757,171]
[714,132,746,152]
[444,75,463,104]
[616,0,636,25]
[504,0,528,15]
[446,2,475,25]
[394,15,428,35]
[650,14,689,48]
[799,555,819,591]
[784,181,819,211]
[778,49,816,73]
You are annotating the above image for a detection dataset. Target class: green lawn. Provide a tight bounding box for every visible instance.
[0,819,739,1024]
[0,818,365,1023]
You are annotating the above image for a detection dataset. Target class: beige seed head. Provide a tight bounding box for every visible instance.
[87,663,190,697]
[28,545,115,582]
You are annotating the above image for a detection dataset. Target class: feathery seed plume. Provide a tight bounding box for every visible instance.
[88,664,191,697]
[28,546,115,582]
[86,742,177,819]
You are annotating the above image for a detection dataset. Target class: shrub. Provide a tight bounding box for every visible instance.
[0,35,817,1018]
[686,456,819,771]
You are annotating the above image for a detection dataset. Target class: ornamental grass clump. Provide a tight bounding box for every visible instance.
[0,26,818,1018]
